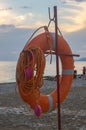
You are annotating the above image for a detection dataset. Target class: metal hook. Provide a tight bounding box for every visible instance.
[48,7,63,37]
[48,7,54,21]
[48,7,55,27]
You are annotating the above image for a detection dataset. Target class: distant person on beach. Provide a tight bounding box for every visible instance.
[74,69,77,79]
[82,66,86,79]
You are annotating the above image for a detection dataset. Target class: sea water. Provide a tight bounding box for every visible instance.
[0,60,86,83]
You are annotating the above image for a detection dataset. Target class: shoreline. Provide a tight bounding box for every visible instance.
[0,76,86,94]
[0,73,84,84]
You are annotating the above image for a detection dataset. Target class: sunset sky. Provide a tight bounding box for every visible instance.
[0,0,86,60]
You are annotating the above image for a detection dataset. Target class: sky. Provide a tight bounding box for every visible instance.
[0,0,86,61]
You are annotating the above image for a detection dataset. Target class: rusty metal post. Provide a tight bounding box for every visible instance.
[54,6,62,130]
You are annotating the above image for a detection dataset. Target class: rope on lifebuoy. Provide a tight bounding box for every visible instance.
[19,46,46,91]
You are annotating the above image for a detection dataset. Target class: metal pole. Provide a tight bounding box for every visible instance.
[54,6,61,130]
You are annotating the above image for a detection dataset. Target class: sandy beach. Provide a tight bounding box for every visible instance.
[0,78,86,130]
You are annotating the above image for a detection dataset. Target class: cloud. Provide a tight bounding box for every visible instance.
[0,9,34,29]
[59,1,86,33]
[74,0,86,2]
[0,0,86,34]
[64,27,86,57]
[0,7,13,11]
[0,6,31,11]
[0,25,35,61]
[77,50,86,53]
[0,24,15,32]
[0,5,35,29]
[0,2,46,29]
[82,45,86,48]
[19,6,31,9]
[0,10,17,26]
[62,0,86,3]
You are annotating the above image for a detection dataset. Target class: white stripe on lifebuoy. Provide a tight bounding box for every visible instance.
[62,69,74,75]
[47,95,53,112]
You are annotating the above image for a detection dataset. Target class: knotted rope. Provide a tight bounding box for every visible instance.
[19,46,46,92]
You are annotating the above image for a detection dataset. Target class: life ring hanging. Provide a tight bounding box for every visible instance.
[16,31,74,114]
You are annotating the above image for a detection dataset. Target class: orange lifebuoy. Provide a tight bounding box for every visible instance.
[16,32,74,113]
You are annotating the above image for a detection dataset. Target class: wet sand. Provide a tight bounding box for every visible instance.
[0,78,86,130]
